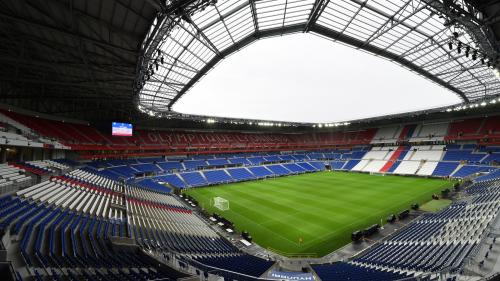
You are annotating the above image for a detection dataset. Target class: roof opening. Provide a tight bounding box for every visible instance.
[173,34,461,123]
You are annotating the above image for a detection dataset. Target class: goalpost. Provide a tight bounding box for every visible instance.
[213,197,229,211]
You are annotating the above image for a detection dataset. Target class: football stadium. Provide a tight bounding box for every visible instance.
[0,0,500,281]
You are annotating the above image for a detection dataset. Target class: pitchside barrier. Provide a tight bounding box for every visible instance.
[267,247,317,258]
[370,171,386,176]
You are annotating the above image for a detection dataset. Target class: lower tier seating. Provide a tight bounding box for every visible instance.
[193,254,274,278]
[312,262,411,281]
[0,195,187,281]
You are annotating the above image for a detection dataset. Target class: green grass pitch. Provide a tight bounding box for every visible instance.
[184,171,454,257]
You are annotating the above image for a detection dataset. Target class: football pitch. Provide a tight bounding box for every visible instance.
[184,171,454,257]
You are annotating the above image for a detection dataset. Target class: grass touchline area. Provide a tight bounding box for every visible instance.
[184,171,454,257]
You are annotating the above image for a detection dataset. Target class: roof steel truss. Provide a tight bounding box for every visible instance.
[137,0,500,113]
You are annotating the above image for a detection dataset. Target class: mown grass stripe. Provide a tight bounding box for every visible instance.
[185,171,454,257]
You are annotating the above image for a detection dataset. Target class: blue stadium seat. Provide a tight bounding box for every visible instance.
[282,163,306,173]
[155,174,186,188]
[432,162,459,177]
[136,179,171,193]
[308,161,326,170]
[157,161,184,172]
[132,163,162,173]
[227,168,255,181]
[266,165,291,176]
[312,262,409,281]
[180,172,207,187]
[207,159,230,166]
[203,170,232,184]
[183,160,207,170]
[247,166,274,178]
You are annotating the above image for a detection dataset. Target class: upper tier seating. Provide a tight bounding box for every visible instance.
[5,109,500,160]
[448,118,483,137]
[410,122,448,141]
[371,126,400,143]
[482,116,500,135]
[0,110,377,158]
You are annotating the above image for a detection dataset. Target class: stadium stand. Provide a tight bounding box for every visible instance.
[312,262,410,281]
[2,1,500,280]
[349,178,500,276]
[267,164,291,176]
[179,172,208,187]
[247,166,274,178]
[227,168,256,181]
[432,162,460,177]
[203,170,233,184]
[155,174,187,189]
[1,116,500,280]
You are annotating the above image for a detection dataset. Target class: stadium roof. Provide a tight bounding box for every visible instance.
[0,0,158,118]
[137,0,500,114]
[0,0,499,121]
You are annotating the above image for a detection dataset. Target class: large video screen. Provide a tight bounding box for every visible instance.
[112,122,133,136]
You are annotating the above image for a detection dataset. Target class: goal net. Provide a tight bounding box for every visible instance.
[213,197,229,211]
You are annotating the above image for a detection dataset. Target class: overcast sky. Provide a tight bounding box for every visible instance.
[173,33,461,123]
